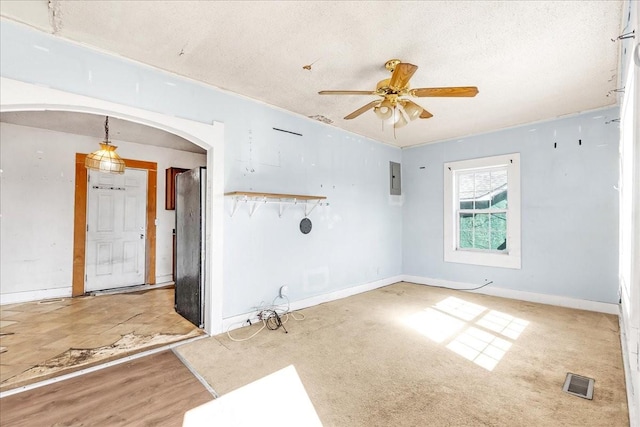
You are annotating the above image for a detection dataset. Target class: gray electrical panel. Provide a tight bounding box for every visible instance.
[390,161,401,195]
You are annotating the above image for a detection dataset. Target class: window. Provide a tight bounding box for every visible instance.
[444,153,521,269]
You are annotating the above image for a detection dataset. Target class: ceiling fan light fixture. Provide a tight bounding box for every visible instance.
[319,59,478,131]
[393,108,409,128]
[85,116,126,174]
[402,100,423,121]
[374,99,394,121]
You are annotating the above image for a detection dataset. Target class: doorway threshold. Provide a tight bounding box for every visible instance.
[88,281,174,296]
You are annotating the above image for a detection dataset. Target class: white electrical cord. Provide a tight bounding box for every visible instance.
[227,320,266,342]
[226,294,305,342]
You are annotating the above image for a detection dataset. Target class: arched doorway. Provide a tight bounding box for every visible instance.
[0,77,225,335]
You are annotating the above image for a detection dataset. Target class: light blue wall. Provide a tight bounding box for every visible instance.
[1,19,621,311]
[224,125,401,316]
[0,20,403,317]
[402,108,620,303]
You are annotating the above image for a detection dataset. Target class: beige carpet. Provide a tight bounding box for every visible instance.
[175,282,629,426]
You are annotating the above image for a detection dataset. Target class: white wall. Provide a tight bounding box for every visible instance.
[0,17,625,322]
[0,20,404,316]
[617,0,639,424]
[402,107,620,304]
[223,114,402,317]
[0,122,206,300]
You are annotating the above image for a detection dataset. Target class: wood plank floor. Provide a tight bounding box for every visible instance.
[0,351,214,427]
[0,287,204,391]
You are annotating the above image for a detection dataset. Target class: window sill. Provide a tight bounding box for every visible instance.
[444,249,521,269]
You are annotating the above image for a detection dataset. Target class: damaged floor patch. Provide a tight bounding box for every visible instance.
[0,287,203,391]
[2,330,201,388]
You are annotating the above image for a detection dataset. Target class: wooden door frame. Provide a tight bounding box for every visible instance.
[73,154,157,296]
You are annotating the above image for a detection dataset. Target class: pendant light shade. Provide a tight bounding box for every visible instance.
[374,99,394,121]
[85,143,126,173]
[401,100,423,121]
[85,116,125,174]
[393,107,409,129]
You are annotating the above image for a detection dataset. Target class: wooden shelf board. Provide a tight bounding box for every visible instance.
[225,191,326,201]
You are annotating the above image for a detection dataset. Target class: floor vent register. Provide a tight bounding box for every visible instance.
[562,373,595,400]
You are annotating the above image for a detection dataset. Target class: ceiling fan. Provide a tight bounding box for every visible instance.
[319,59,478,129]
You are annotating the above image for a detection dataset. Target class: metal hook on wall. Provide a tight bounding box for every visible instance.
[606,87,625,97]
[611,30,635,42]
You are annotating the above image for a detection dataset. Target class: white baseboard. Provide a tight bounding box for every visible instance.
[155,275,173,285]
[0,287,72,305]
[222,275,404,332]
[619,305,640,427]
[402,275,619,315]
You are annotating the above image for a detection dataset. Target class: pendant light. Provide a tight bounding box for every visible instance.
[394,104,409,129]
[374,99,395,121]
[400,100,423,121]
[85,116,126,174]
[374,97,425,132]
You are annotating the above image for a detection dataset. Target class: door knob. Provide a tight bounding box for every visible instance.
[140,234,145,239]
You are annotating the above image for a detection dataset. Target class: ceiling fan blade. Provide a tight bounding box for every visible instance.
[319,90,378,95]
[344,100,380,120]
[411,86,479,97]
[420,109,433,119]
[388,63,418,91]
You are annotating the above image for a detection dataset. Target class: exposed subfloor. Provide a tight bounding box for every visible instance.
[0,287,203,392]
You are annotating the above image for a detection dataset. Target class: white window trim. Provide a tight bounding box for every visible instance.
[444,153,521,269]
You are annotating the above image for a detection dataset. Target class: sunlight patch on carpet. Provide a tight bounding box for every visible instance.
[403,308,466,343]
[446,327,512,371]
[402,296,529,371]
[434,297,487,321]
[476,310,529,339]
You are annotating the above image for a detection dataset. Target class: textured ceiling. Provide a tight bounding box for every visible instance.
[0,1,624,148]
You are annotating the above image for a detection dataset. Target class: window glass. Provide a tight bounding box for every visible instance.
[491,213,507,250]
[444,153,520,269]
[457,168,508,252]
[490,170,508,209]
[458,173,475,210]
[459,213,474,249]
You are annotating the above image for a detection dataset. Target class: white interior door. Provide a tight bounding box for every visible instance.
[85,168,147,292]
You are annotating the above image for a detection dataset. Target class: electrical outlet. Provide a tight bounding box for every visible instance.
[258,310,271,321]
[279,285,289,298]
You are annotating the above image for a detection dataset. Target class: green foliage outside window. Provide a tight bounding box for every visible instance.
[459,189,508,251]
[459,212,507,250]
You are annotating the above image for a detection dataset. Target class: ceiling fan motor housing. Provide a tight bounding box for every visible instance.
[385,59,402,72]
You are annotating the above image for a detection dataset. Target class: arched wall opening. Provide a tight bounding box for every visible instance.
[0,77,225,335]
